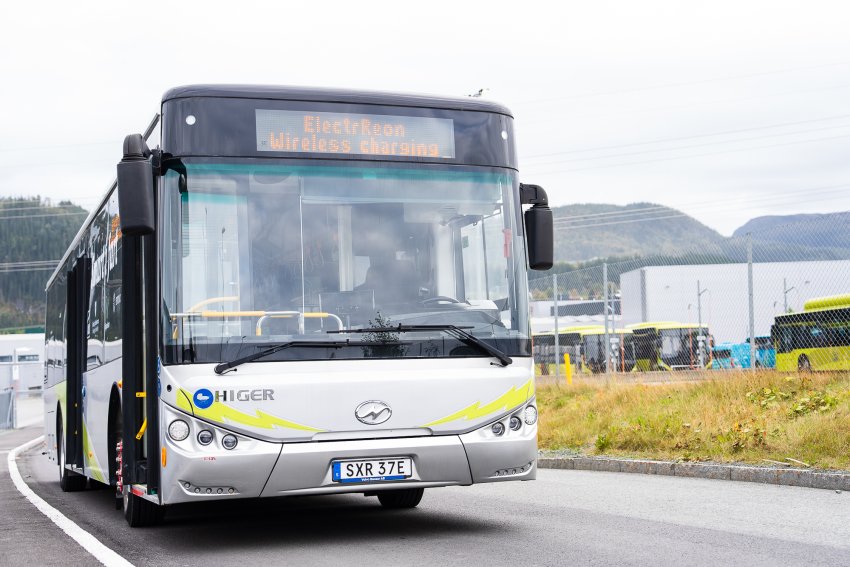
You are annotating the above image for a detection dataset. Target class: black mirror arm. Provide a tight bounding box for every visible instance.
[520,183,549,206]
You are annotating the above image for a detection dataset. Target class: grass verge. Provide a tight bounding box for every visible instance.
[537,370,850,470]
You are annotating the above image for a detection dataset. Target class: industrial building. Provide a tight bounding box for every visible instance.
[619,260,850,343]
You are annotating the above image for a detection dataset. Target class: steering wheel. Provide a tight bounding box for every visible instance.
[421,296,462,305]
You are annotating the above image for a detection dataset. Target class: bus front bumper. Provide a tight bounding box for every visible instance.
[160,407,537,505]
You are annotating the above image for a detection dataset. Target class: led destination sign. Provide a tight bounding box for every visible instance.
[256,109,455,158]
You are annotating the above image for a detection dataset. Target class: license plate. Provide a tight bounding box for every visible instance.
[332,457,413,483]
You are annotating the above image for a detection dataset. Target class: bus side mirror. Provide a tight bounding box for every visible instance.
[521,183,554,270]
[116,134,155,235]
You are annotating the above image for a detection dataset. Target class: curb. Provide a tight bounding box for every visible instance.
[537,456,850,491]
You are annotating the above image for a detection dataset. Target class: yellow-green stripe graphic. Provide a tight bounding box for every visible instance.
[423,379,534,427]
[179,389,323,432]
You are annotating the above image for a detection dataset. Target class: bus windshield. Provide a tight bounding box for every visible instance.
[161,160,530,364]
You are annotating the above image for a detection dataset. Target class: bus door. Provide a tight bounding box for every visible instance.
[65,256,91,472]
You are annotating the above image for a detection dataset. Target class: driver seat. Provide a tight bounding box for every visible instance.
[362,259,419,305]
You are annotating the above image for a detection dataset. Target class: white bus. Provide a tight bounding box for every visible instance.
[44,85,553,526]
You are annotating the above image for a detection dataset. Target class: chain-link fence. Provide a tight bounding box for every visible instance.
[530,212,850,376]
[0,390,12,429]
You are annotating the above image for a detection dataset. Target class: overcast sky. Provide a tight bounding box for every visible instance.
[1,0,849,236]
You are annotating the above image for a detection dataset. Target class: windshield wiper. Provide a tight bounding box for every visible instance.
[214,339,373,374]
[328,324,512,367]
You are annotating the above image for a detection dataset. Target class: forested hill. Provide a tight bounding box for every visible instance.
[551,203,726,262]
[733,212,850,250]
[0,197,88,331]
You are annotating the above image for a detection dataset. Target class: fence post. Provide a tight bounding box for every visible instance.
[553,273,560,378]
[747,232,756,371]
[603,263,611,373]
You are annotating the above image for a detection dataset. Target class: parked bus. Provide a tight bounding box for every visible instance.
[709,337,774,370]
[771,294,850,371]
[627,322,712,371]
[578,327,635,373]
[44,85,553,526]
[709,342,748,369]
[532,325,600,374]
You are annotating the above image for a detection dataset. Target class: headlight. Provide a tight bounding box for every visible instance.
[509,416,523,431]
[168,419,190,441]
[524,405,538,425]
[197,430,213,445]
[491,422,505,436]
[222,434,238,450]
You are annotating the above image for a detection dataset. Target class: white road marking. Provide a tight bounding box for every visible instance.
[7,436,135,567]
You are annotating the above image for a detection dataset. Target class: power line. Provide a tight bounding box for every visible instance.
[556,192,850,231]
[520,113,850,161]
[0,212,88,221]
[514,60,850,106]
[552,183,850,225]
[0,204,86,214]
[0,260,60,273]
[0,140,114,153]
[530,123,850,167]
[527,132,850,175]
[521,81,850,128]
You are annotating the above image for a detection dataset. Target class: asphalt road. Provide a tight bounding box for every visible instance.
[6,429,850,567]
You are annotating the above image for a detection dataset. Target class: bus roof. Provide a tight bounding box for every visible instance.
[626,321,705,331]
[580,327,632,336]
[802,294,850,312]
[162,85,513,117]
[533,325,602,336]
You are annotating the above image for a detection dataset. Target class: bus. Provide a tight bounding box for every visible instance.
[43,85,553,526]
[709,337,775,370]
[771,294,850,371]
[627,322,712,371]
[579,327,635,374]
[532,325,600,375]
[750,336,776,368]
[709,342,748,369]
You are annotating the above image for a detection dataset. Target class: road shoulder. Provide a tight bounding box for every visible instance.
[0,427,101,567]
[538,453,850,490]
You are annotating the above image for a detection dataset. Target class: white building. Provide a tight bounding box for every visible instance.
[620,260,850,343]
[530,299,622,334]
[0,334,44,391]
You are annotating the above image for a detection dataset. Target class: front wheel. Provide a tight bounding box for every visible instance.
[377,488,424,509]
[124,489,164,527]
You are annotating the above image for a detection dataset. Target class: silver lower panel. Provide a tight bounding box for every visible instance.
[160,409,537,505]
[261,435,473,496]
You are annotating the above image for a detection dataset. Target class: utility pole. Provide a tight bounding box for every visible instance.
[747,233,756,371]
[603,263,610,373]
[783,277,795,313]
[696,280,708,368]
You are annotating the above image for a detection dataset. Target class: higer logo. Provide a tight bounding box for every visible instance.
[214,389,275,403]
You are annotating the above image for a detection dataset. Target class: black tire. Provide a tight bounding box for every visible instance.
[124,489,164,527]
[798,355,812,372]
[57,415,86,492]
[377,488,424,509]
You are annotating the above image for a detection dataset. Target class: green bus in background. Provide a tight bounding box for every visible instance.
[772,294,850,372]
[627,322,712,371]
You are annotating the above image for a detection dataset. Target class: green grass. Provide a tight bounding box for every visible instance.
[537,371,850,470]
